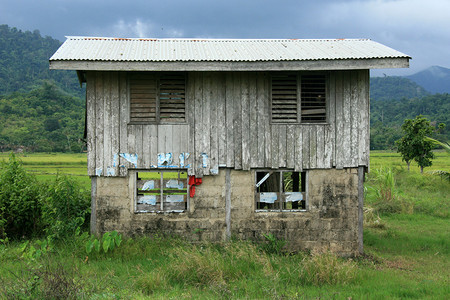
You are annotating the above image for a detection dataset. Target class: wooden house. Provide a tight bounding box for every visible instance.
[50,38,409,255]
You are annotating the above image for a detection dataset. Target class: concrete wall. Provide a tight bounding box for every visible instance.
[92,168,361,256]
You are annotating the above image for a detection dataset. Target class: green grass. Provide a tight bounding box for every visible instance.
[0,151,449,298]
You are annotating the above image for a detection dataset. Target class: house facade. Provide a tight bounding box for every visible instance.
[50,38,409,255]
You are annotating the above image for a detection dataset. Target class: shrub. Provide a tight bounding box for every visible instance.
[41,175,90,239]
[0,154,90,240]
[0,153,43,239]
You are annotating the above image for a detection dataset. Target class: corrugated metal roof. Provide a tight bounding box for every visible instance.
[50,37,410,62]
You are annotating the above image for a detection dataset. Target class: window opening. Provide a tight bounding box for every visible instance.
[256,171,306,211]
[135,170,188,213]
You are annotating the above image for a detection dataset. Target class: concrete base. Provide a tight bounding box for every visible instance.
[92,168,362,256]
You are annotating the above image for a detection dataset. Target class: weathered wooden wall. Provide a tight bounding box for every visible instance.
[86,70,369,177]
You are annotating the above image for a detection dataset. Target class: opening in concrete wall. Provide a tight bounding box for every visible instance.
[255,171,307,211]
[135,170,188,213]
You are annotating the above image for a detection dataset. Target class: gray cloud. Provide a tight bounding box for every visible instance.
[1,0,448,75]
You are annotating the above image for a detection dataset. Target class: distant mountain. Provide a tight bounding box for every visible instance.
[370,76,429,101]
[406,66,450,94]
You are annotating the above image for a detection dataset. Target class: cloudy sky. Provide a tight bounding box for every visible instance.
[1,0,448,76]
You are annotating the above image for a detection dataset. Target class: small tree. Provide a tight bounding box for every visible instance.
[396,115,435,174]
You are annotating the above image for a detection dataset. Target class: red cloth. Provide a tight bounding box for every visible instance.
[188,176,202,197]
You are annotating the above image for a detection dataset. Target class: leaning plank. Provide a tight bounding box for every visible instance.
[316,125,324,168]
[302,126,310,170]
[271,125,279,169]
[310,125,317,169]
[186,73,195,175]
[328,72,336,168]
[194,72,204,177]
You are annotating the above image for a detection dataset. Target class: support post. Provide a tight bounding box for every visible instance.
[90,176,97,235]
[357,166,365,255]
[225,168,231,240]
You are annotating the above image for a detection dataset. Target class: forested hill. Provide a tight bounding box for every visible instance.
[369,77,449,150]
[0,25,85,152]
[0,24,82,97]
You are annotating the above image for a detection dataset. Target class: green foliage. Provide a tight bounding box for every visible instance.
[0,154,90,239]
[41,175,90,239]
[0,24,83,97]
[85,231,122,254]
[396,115,435,173]
[370,93,449,150]
[370,76,430,102]
[0,153,42,239]
[261,233,286,255]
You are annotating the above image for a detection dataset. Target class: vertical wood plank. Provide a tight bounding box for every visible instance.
[328,72,336,168]
[256,73,266,167]
[335,71,344,169]
[350,70,359,167]
[186,73,195,175]
[365,70,370,169]
[310,126,317,169]
[225,73,235,168]
[343,71,352,167]
[264,74,271,167]
[142,125,150,168]
[95,72,104,175]
[302,126,310,170]
[127,124,136,169]
[103,72,112,173]
[271,125,279,169]
[134,124,143,168]
[294,126,303,172]
[241,72,251,170]
[249,73,258,168]
[194,73,204,177]
[149,125,158,168]
[110,72,120,175]
[358,70,369,167]
[217,73,227,167]
[316,125,324,168]
[202,73,211,175]
[278,124,287,168]
[209,72,219,173]
[86,72,96,176]
[286,125,295,169]
[119,72,128,176]
[233,73,242,169]
[172,125,181,166]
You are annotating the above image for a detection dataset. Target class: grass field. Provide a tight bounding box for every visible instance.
[0,151,449,299]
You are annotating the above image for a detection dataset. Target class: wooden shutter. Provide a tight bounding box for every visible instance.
[301,75,327,123]
[271,73,298,123]
[159,74,186,122]
[130,74,157,123]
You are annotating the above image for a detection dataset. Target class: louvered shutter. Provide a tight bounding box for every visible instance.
[130,74,157,123]
[301,75,327,123]
[271,74,299,123]
[159,74,186,122]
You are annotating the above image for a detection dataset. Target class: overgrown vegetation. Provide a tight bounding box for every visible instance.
[0,152,448,298]
[0,154,90,241]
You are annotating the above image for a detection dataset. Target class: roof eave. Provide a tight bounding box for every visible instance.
[49,57,410,72]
